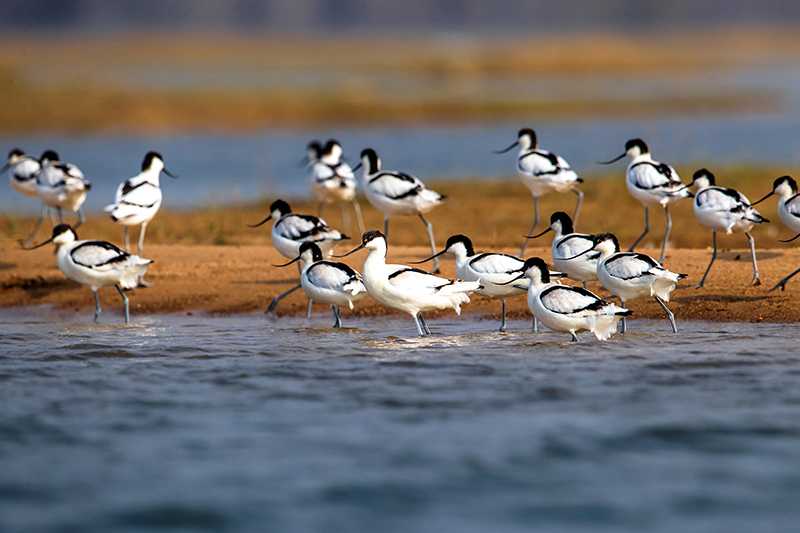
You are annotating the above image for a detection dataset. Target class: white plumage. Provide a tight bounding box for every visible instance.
[36,150,91,223]
[4,149,41,198]
[528,211,599,283]
[751,175,800,291]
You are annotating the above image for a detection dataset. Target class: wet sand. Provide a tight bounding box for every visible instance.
[2,242,798,323]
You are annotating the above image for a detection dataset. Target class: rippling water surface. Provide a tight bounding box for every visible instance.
[1,310,799,532]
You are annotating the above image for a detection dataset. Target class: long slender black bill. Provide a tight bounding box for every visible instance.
[274,256,301,267]
[561,246,597,261]
[298,156,310,168]
[750,191,774,206]
[493,141,518,154]
[20,236,53,250]
[780,232,800,243]
[408,249,447,264]
[332,242,366,258]
[550,271,568,278]
[248,214,272,228]
[0,163,10,173]
[526,227,552,239]
[598,153,626,165]
[495,272,526,286]
[352,162,362,172]
[163,168,179,179]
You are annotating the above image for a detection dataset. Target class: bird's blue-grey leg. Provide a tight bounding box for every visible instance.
[772,266,800,292]
[654,295,677,334]
[266,284,302,315]
[419,313,432,335]
[532,316,539,333]
[413,313,426,337]
[22,204,47,245]
[697,230,717,288]
[569,331,579,343]
[418,213,439,274]
[137,222,148,254]
[383,216,390,240]
[56,207,64,224]
[93,290,102,322]
[659,205,672,264]
[520,196,540,256]
[75,208,85,229]
[619,299,627,333]
[307,299,314,320]
[499,299,507,332]
[115,285,130,324]
[581,281,588,289]
[572,188,584,228]
[746,232,761,286]
[629,206,650,252]
[352,199,366,235]
[123,227,131,251]
[331,305,342,328]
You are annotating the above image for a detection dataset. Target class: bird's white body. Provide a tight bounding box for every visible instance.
[448,243,530,298]
[8,156,40,197]
[693,184,762,234]
[774,182,800,234]
[300,259,366,310]
[516,147,580,197]
[528,283,628,341]
[361,238,478,318]
[359,158,443,216]
[105,165,163,226]
[311,146,357,203]
[56,239,152,291]
[596,247,682,303]
[271,213,346,259]
[37,160,90,212]
[626,154,690,208]
[550,229,598,282]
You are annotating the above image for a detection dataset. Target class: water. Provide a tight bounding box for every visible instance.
[2,309,799,532]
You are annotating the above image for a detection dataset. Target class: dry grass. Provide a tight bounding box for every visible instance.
[1,165,793,250]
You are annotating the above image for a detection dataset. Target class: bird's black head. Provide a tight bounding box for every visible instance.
[774,175,798,193]
[361,229,385,245]
[7,147,24,160]
[324,139,341,151]
[307,140,322,157]
[298,241,323,262]
[359,148,380,173]
[550,211,574,234]
[594,232,621,253]
[522,256,550,283]
[624,138,649,155]
[270,199,292,216]
[141,151,164,171]
[518,128,537,146]
[52,223,73,238]
[444,234,474,256]
[40,149,59,163]
[691,168,716,187]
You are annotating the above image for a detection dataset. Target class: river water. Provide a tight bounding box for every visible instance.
[2,309,799,532]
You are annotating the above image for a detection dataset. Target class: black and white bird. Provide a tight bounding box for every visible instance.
[309,139,365,235]
[600,139,692,263]
[249,199,349,314]
[275,241,367,328]
[495,128,584,255]
[105,151,177,253]
[23,224,152,324]
[500,257,630,342]
[568,233,686,333]
[752,175,800,291]
[36,150,91,227]
[526,211,600,285]
[354,148,446,273]
[410,234,532,332]
[335,231,480,337]
[689,168,767,288]
[3,148,46,244]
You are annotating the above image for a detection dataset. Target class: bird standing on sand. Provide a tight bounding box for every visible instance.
[275,241,367,328]
[105,151,177,254]
[36,150,91,227]
[526,211,600,286]
[354,148,446,273]
[335,231,480,337]
[249,199,349,315]
[499,257,630,342]
[752,176,800,291]
[495,128,584,255]
[3,148,46,244]
[689,168,767,288]
[23,224,152,324]
[566,233,686,333]
[309,139,365,235]
[600,139,692,263]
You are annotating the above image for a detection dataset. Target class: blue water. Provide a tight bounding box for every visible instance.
[1,310,799,532]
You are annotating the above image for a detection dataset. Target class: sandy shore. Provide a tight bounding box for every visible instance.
[2,243,799,323]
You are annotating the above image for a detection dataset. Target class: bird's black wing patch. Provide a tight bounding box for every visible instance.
[70,241,130,268]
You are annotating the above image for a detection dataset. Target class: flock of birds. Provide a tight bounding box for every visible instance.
[5,129,800,341]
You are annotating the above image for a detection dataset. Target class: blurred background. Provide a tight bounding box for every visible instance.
[2,0,800,215]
